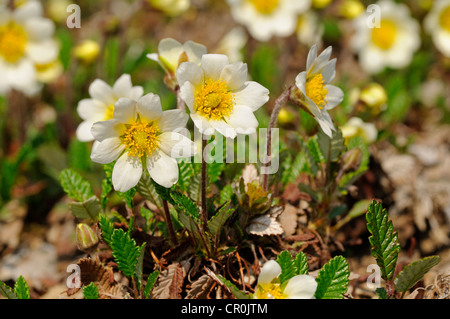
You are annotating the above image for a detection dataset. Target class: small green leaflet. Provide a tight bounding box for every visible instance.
[394,256,441,293]
[69,196,102,221]
[276,250,309,284]
[83,282,99,299]
[14,276,30,299]
[110,228,144,278]
[59,169,94,202]
[314,256,350,299]
[0,281,18,299]
[144,270,160,299]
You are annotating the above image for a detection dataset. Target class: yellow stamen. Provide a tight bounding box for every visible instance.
[305,74,328,109]
[256,283,287,299]
[195,79,234,121]
[249,0,279,14]
[0,21,27,63]
[104,104,115,121]
[440,6,450,32]
[371,19,397,50]
[122,122,159,157]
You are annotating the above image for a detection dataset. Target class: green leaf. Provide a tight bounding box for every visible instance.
[171,191,200,222]
[339,136,370,188]
[317,128,346,163]
[207,162,225,184]
[214,273,251,299]
[294,251,309,275]
[277,251,297,284]
[117,187,136,208]
[60,169,94,202]
[14,276,30,299]
[314,256,350,299]
[136,173,162,210]
[394,256,441,293]
[307,137,326,164]
[0,281,18,299]
[110,228,143,278]
[178,161,195,192]
[100,163,114,209]
[135,243,146,290]
[144,270,160,299]
[207,204,234,236]
[69,196,102,221]
[83,282,99,299]
[366,201,400,282]
[376,287,388,299]
[219,184,233,205]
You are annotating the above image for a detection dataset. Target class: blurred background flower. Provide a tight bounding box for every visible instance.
[424,0,450,57]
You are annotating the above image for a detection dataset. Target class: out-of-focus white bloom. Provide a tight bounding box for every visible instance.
[296,11,324,47]
[351,0,420,74]
[148,0,190,17]
[147,38,206,89]
[293,45,344,138]
[359,82,387,114]
[90,93,196,191]
[424,0,450,57]
[226,0,311,42]
[35,59,63,83]
[341,117,378,144]
[338,0,365,19]
[254,260,317,299]
[47,0,71,23]
[76,74,144,142]
[176,53,269,138]
[215,27,248,63]
[0,0,59,96]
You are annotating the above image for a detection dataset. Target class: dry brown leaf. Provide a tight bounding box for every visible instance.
[278,204,298,237]
[185,274,214,299]
[150,261,189,299]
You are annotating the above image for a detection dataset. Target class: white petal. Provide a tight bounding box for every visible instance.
[295,71,307,93]
[201,54,229,81]
[90,137,124,164]
[306,44,318,70]
[220,61,247,91]
[89,79,115,105]
[77,98,107,121]
[147,150,179,188]
[179,82,196,111]
[130,86,144,101]
[112,74,133,98]
[158,109,189,132]
[76,120,95,142]
[284,275,317,299]
[176,62,204,87]
[210,120,236,138]
[112,153,143,192]
[136,93,163,122]
[13,0,42,21]
[233,81,269,111]
[308,46,332,76]
[325,85,344,110]
[184,40,207,64]
[146,53,158,62]
[190,112,214,135]
[26,39,59,64]
[114,97,137,123]
[24,17,54,41]
[226,105,258,135]
[91,119,123,142]
[158,132,196,158]
[258,260,281,285]
[321,58,337,83]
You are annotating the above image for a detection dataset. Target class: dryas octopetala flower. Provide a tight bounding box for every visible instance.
[147,0,190,17]
[254,260,317,299]
[292,45,344,138]
[90,93,196,192]
[351,0,420,74]
[76,74,144,142]
[424,0,450,57]
[226,0,311,42]
[147,38,207,90]
[0,0,59,96]
[176,53,269,138]
[341,117,378,144]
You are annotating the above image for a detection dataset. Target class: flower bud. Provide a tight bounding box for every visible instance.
[338,0,365,19]
[76,223,99,252]
[360,83,387,115]
[73,40,101,64]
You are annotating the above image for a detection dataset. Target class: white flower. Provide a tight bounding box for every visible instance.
[341,117,378,144]
[147,38,206,78]
[351,0,420,74]
[76,74,144,142]
[177,54,269,139]
[226,0,311,42]
[0,0,59,96]
[148,0,190,17]
[424,0,450,57]
[254,260,317,299]
[90,93,196,192]
[294,45,344,137]
[296,11,324,47]
[215,27,248,63]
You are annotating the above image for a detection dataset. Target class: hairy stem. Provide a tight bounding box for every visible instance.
[201,138,208,227]
[262,86,293,191]
[162,199,178,247]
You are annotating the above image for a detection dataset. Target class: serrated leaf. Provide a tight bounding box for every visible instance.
[314,256,350,299]
[171,191,200,222]
[0,281,18,299]
[117,187,136,209]
[83,282,99,299]
[178,161,195,192]
[317,128,346,163]
[135,243,146,290]
[277,251,296,284]
[144,270,160,299]
[246,214,284,236]
[207,205,234,236]
[219,184,233,205]
[14,276,30,299]
[110,228,143,278]
[207,162,225,184]
[294,251,309,275]
[307,137,326,164]
[150,263,186,299]
[69,196,102,221]
[394,256,441,293]
[60,169,94,202]
[376,287,388,299]
[136,173,162,210]
[366,201,400,282]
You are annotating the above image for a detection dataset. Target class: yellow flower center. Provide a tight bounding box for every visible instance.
[371,19,397,50]
[122,122,159,157]
[104,103,115,121]
[256,283,287,299]
[0,21,28,63]
[440,6,450,32]
[249,0,279,14]
[305,74,328,109]
[195,79,234,121]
